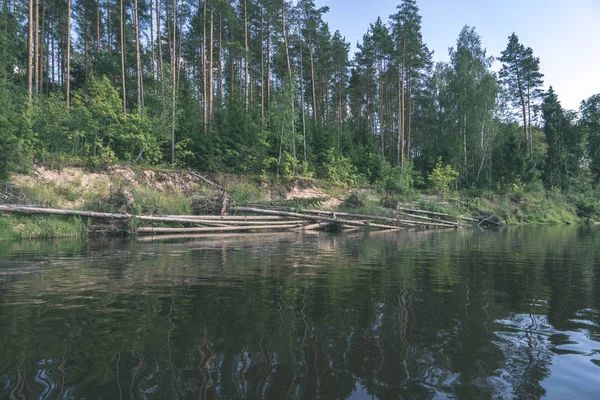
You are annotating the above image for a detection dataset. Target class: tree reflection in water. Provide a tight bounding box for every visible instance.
[0,226,599,399]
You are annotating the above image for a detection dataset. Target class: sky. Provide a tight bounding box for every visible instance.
[316,0,600,111]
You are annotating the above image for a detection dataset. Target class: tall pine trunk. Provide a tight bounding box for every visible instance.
[150,0,155,87]
[308,30,316,121]
[407,77,412,161]
[378,58,383,157]
[134,0,143,109]
[34,0,38,95]
[50,0,54,91]
[39,0,46,94]
[170,0,177,163]
[202,0,207,133]
[243,0,249,109]
[96,0,100,54]
[119,0,126,115]
[400,29,405,166]
[218,11,222,100]
[209,4,214,121]
[156,0,162,81]
[281,0,291,81]
[66,0,70,108]
[260,9,264,125]
[27,0,33,102]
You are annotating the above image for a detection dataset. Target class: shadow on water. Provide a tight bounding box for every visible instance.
[0,226,599,399]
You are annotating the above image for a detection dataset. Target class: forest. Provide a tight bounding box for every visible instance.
[0,0,599,214]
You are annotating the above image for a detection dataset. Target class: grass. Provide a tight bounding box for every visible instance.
[131,186,192,215]
[0,217,16,240]
[16,216,87,239]
[228,182,270,204]
[0,216,87,240]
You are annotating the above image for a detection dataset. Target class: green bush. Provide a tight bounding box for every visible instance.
[382,162,416,194]
[321,148,358,186]
[0,217,16,240]
[229,183,268,204]
[17,216,86,239]
[429,157,459,195]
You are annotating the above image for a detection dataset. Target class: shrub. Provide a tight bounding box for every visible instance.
[428,157,459,195]
[321,148,358,186]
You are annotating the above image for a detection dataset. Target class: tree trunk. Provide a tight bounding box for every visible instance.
[378,58,384,157]
[218,11,222,100]
[34,0,39,95]
[514,63,528,145]
[266,23,270,118]
[27,0,33,102]
[281,0,291,81]
[119,0,126,115]
[150,0,156,88]
[209,4,214,121]
[170,0,177,163]
[400,29,406,166]
[134,0,142,109]
[51,0,54,91]
[260,8,264,125]
[308,30,317,121]
[527,85,533,155]
[66,0,70,108]
[96,0,100,54]
[407,77,412,161]
[84,5,88,78]
[244,0,249,110]
[106,0,111,52]
[156,0,162,80]
[298,16,306,162]
[39,0,46,94]
[202,0,207,133]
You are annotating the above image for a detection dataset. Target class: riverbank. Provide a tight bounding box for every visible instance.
[0,164,592,239]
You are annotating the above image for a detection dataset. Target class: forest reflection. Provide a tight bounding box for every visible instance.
[0,226,599,399]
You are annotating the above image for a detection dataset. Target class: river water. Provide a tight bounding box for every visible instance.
[0,226,599,399]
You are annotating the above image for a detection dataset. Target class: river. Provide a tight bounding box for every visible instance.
[0,226,599,399]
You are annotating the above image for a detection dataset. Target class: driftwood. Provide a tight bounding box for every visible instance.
[0,205,130,219]
[0,202,484,236]
[394,211,462,227]
[396,207,480,223]
[138,224,304,234]
[300,209,458,229]
[233,207,404,230]
[163,215,286,221]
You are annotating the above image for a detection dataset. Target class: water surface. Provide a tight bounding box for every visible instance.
[0,226,599,399]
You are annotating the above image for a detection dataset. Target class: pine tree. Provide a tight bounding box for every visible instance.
[499,33,544,154]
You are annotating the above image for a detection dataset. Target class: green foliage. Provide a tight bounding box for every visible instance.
[131,187,192,215]
[0,217,16,240]
[280,152,300,179]
[229,183,269,204]
[0,83,29,179]
[580,94,600,181]
[542,87,584,190]
[380,162,416,194]
[429,157,459,194]
[16,216,86,239]
[320,148,358,186]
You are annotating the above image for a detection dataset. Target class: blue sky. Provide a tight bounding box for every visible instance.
[316,0,600,110]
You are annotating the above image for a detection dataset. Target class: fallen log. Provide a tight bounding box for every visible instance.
[139,216,299,226]
[163,215,287,221]
[396,207,480,223]
[138,224,304,234]
[0,205,130,219]
[233,207,403,230]
[300,209,455,228]
[394,211,462,227]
